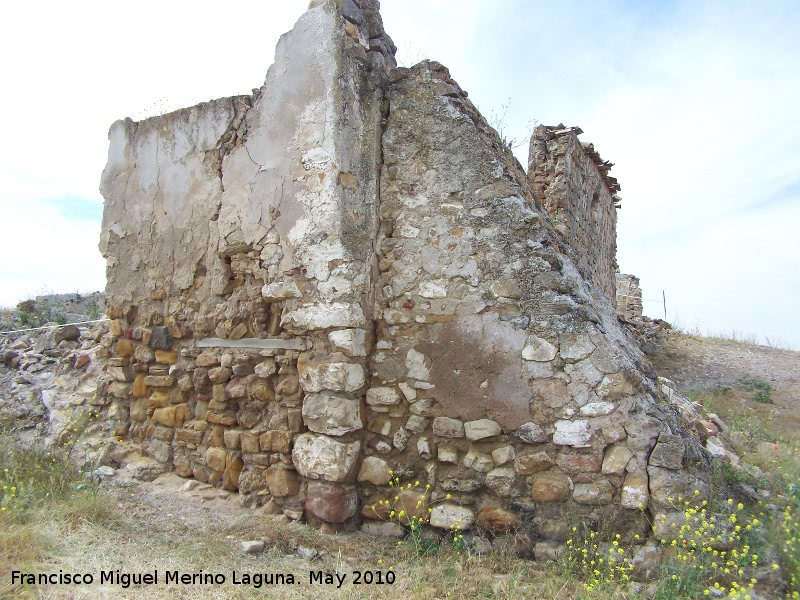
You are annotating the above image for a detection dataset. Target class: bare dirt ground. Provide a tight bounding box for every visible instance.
[652,331,800,441]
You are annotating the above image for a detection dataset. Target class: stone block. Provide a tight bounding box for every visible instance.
[240,432,260,454]
[648,467,709,510]
[489,280,521,299]
[147,390,170,409]
[595,372,633,400]
[260,431,292,453]
[155,350,178,364]
[572,479,614,505]
[107,366,134,382]
[306,482,358,523]
[242,540,264,554]
[393,427,411,451]
[417,437,432,459]
[492,446,515,466]
[357,456,391,485]
[134,344,155,364]
[534,540,566,561]
[149,326,173,350]
[249,379,274,402]
[261,281,302,301]
[621,473,649,509]
[366,386,401,406]
[398,381,416,401]
[441,478,482,493]
[254,358,276,378]
[431,504,475,530]
[299,361,365,393]
[54,324,80,343]
[515,451,554,475]
[367,417,392,437]
[303,392,362,436]
[108,382,130,399]
[648,433,685,470]
[559,333,596,361]
[516,422,548,443]
[432,417,464,438]
[580,401,615,416]
[361,521,405,538]
[438,444,459,463]
[130,398,148,422]
[225,378,247,399]
[224,429,241,450]
[464,419,501,441]
[405,348,430,380]
[602,444,633,475]
[556,450,603,474]
[143,375,174,388]
[478,505,520,534]
[485,467,516,497]
[109,319,123,337]
[396,490,429,524]
[116,339,133,357]
[152,406,177,427]
[208,366,232,384]
[149,439,172,464]
[530,472,571,502]
[206,447,227,472]
[264,467,300,497]
[521,336,557,362]
[553,420,590,446]
[205,410,237,426]
[195,353,219,367]
[463,449,493,473]
[282,302,366,331]
[153,425,174,441]
[405,415,429,433]
[328,329,368,357]
[291,433,360,482]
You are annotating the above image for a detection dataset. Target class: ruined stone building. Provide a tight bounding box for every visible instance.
[98,0,704,540]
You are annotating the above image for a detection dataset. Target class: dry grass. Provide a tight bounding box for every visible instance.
[0,446,629,600]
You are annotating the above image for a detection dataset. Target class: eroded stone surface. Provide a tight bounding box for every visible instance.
[431,504,475,530]
[292,434,360,482]
[302,393,362,436]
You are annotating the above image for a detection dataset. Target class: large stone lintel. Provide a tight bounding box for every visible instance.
[196,337,302,350]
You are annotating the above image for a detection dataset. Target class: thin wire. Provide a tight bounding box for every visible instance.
[0,319,110,336]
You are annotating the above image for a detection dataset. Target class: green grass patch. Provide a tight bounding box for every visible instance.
[740,378,773,404]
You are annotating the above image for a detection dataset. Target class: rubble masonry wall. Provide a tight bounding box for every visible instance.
[97,0,708,541]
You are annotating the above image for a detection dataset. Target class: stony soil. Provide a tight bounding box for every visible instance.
[653,332,800,440]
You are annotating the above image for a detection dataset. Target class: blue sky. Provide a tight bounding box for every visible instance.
[1,0,797,348]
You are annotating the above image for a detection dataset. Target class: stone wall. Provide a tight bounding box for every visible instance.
[99,0,395,520]
[616,273,644,321]
[97,0,709,542]
[528,126,621,304]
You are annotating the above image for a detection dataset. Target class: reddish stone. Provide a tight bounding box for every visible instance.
[478,505,520,534]
[555,450,603,474]
[305,482,358,523]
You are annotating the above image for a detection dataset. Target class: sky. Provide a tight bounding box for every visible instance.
[1,0,798,348]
